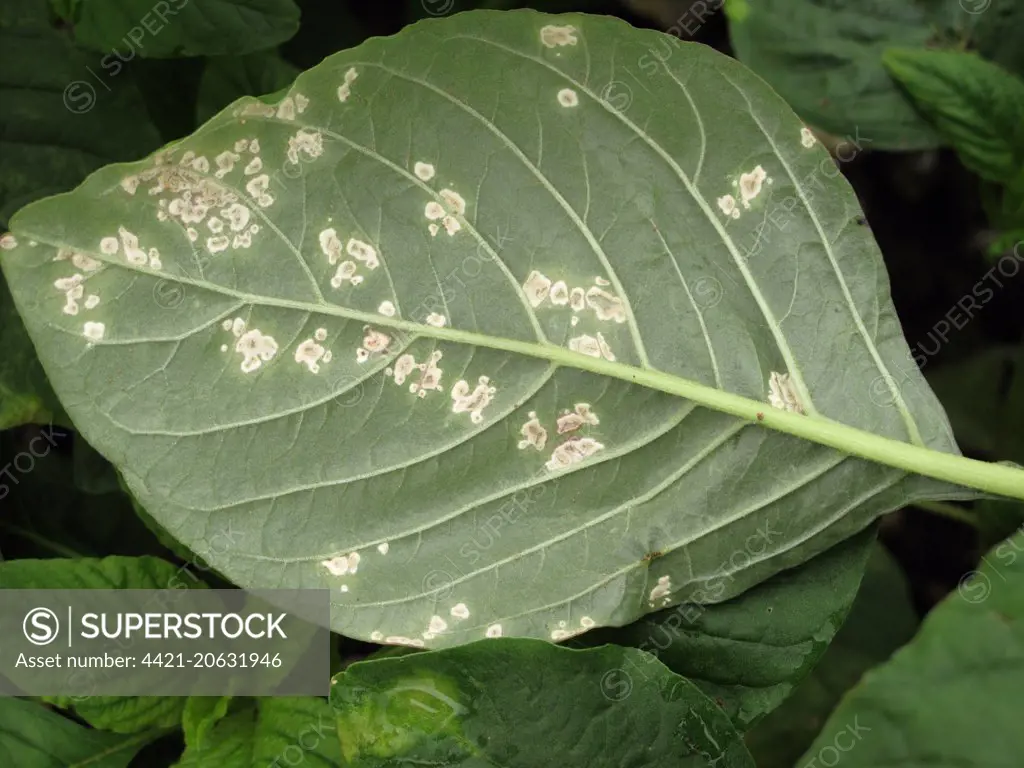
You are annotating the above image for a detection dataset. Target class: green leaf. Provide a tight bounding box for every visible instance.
[331,638,754,767]
[973,0,1024,80]
[0,697,160,767]
[575,528,875,730]
[2,9,1009,650]
[883,48,1024,184]
[175,697,341,767]
[182,696,234,750]
[0,0,161,226]
[1,556,203,734]
[726,0,975,150]
[56,0,301,58]
[746,543,918,767]
[0,274,64,428]
[44,695,186,735]
[0,554,200,589]
[797,529,1024,768]
[197,51,302,124]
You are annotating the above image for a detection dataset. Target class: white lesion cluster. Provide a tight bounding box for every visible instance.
[50,247,105,341]
[319,228,379,289]
[337,67,358,103]
[648,574,672,608]
[522,271,625,362]
[119,143,262,258]
[717,164,772,220]
[767,371,805,414]
[516,402,605,471]
[423,186,466,238]
[450,376,497,424]
[220,316,278,373]
[294,327,332,374]
[356,326,391,364]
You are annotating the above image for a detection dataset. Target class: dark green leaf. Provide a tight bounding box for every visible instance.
[883,48,1024,184]
[726,0,976,150]
[332,638,755,767]
[175,697,341,767]
[798,529,1024,767]
[57,0,301,58]
[182,696,234,750]
[575,528,875,730]
[0,697,159,767]
[0,554,199,589]
[745,543,918,767]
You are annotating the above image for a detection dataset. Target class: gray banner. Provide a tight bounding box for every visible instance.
[0,589,330,696]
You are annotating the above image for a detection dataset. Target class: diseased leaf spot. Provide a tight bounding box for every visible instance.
[800,126,816,148]
[442,216,461,236]
[100,237,119,255]
[214,151,240,178]
[568,334,601,358]
[425,312,447,328]
[425,202,446,221]
[522,270,552,307]
[117,227,148,266]
[557,88,579,108]
[738,165,769,209]
[450,603,469,620]
[556,403,599,434]
[120,176,140,195]
[439,189,466,216]
[585,286,626,323]
[517,411,548,451]
[337,67,358,102]
[378,300,396,317]
[0,234,17,250]
[649,574,672,606]
[389,354,418,386]
[346,238,379,270]
[569,286,585,311]
[550,280,569,305]
[84,294,100,310]
[414,161,436,181]
[321,552,360,576]
[485,624,502,638]
[295,339,327,373]
[286,129,324,165]
[377,542,389,555]
[716,194,740,219]
[330,260,361,289]
[451,376,496,423]
[207,235,230,254]
[234,328,279,373]
[55,274,84,315]
[410,350,444,398]
[83,321,105,342]
[314,327,328,342]
[767,371,805,414]
[544,437,605,471]
[596,332,615,361]
[540,25,578,47]
[425,615,448,639]
[244,157,263,176]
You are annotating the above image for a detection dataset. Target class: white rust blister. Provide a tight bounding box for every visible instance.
[517,411,548,451]
[450,603,470,620]
[801,126,817,148]
[0,234,17,250]
[556,403,599,435]
[390,354,417,386]
[235,328,278,373]
[767,371,804,414]
[286,129,323,165]
[321,552,360,577]
[442,216,461,236]
[117,227,148,266]
[346,238,378,269]
[295,339,327,373]
[549,281,569,306]
[540,25,578,47]
[649,574,672,606]
[83,321,105,342]
[522,270,552,307]
[544,437,605,471]
[425,201,445,221]
[485,624,502,638]
[557,88,579,108]
[585,286,626,323]
[440,189,466,216]
[414,161,435,181]
[410,350,444,397]
[425,312,446,328]
[739,165,769,209]
[451,375,496,423]
[378,300,396,317]
[717,194,739,219]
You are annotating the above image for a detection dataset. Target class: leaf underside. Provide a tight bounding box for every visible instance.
[1,10,968,648]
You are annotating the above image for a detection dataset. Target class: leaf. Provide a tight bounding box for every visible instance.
[1,556,203,734]
[883,48,1024,184]
[182,696,234,750]
[1,9,1001,650]
[55,0,302,58]
[973,0,1024,80]
[575,528,876,730]
[197,51,302,124]
[726,0,976,150]
[745,543,918,767]
[797,530,1024,768]
[0,0,162,226]
[44,695,186,735]
[0,697,159,767]
[331,638,755,767]
[0,554,200,589]
[175,697,341,767]
[0,274,64,428]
